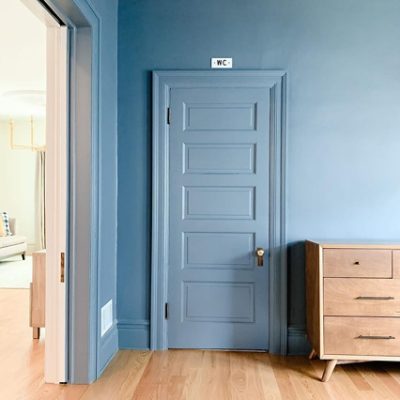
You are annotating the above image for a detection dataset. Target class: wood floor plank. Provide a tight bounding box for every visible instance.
[329,365,366,400]
[270,355,299,400]
[379,364,400,398]
[308,360,360,400]
[353,363,399,400]
[131,350,171,399]
[5,289,400,399]
[345,365,373,392]
[229,352,265,399]
[286,356,332,400]
[253,353,282,399]
[80,351,151,400]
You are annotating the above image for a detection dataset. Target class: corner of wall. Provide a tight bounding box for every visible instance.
[287,324,310,355]
[117,319,150,349]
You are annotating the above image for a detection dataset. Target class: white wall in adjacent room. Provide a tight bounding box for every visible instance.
[0,118,45,252]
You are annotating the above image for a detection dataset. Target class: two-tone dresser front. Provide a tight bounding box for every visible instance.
[306,241,400,382]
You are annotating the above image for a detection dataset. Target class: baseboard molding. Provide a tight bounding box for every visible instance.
[98,322,119,375]
[118,319,150,349]
[116,319,306,354]
[287,324,310,355]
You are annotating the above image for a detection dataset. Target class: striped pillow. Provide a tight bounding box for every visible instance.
[0,212,12,236]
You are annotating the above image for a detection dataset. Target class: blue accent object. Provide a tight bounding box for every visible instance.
[0,212,12,236]
[151,71,286,352]
[168,79,271,349]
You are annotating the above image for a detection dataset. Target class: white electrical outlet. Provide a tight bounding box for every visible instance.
[101,299,113,336]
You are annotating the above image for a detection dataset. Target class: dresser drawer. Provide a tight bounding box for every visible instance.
[324,278,400,317]
[325,317,400,356]
[323,249,392,278]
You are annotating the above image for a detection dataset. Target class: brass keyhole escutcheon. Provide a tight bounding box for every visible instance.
[256,247,265,267]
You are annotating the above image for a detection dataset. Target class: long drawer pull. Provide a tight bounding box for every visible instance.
[355,296,395,301]
[356,335,396,340]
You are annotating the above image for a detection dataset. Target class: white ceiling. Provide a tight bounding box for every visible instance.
[0,0,46,118]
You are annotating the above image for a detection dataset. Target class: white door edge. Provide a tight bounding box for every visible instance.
[45,24,68,384]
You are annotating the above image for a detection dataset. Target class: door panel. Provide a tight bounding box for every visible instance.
[184,282,255,322]
[168,84,270,350]
[184,102,257,131]
[184,186,255,220]
[184,232,255,269]
[184,143,255,174]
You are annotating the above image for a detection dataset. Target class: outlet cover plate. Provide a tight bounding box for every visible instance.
[101,299,113,336]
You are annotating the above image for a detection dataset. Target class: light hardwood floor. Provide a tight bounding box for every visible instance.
[3,289,400,399]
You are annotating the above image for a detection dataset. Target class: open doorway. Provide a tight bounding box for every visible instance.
[0,0,67,389]
[0,0,46,282]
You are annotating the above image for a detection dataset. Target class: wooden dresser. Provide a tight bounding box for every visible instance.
[306,241,400,382]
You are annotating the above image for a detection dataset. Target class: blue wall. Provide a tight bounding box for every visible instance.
[51,0,119,382]
[90,0,119,372]
[117,0,400,351]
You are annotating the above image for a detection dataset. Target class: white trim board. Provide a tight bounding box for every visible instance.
[45,23,68,384]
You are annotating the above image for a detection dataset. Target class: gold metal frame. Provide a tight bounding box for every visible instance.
[8,117,46,152]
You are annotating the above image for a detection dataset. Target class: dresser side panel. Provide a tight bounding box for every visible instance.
[305,241,322,355]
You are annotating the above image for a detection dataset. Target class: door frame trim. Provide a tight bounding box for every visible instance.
[151,70,288,354]
[45,23,68,384]
[30,0,102,383]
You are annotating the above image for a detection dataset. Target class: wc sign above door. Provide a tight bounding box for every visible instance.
[211,58,233,69]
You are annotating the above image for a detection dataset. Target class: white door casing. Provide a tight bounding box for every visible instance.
[45,23,68,384]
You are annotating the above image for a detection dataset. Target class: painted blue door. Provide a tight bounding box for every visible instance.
[168,83,270,349]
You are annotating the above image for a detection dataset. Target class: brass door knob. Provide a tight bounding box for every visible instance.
[256,247,265,267]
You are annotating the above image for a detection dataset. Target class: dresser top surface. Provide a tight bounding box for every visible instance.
[306,240,400,250]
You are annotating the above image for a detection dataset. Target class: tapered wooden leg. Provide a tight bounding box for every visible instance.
[33,327,40,339]
[322,360,337,382]
[308,349,317,360]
